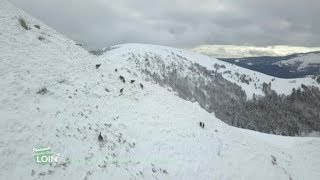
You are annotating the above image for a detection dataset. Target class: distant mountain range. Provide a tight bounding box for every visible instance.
[219,51,320,78]
[191,45,320,58]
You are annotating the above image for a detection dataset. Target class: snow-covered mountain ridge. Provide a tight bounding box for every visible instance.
[1,0,320,179]
[96,44,320,136]
[96,44,320,99]
[219,51,320,79]
[275,52,320,71]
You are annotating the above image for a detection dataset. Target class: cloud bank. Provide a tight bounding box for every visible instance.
[10,0,320,50]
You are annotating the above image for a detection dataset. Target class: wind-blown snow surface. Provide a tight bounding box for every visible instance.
[1,1,320,179]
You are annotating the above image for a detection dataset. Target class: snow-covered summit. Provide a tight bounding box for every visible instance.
[1,1,320,180]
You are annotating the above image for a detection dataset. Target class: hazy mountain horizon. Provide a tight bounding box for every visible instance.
[191,45,320,58]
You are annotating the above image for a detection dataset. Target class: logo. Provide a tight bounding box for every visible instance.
[32,147,60,165]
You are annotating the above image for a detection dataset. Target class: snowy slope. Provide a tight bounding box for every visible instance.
[1,1,320,180]
[275,52,320,71]
[99,44,320,99]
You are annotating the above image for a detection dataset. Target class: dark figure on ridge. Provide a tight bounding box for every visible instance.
[119,75,125,83]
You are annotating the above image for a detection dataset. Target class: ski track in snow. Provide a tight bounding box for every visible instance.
[0,0,320,179]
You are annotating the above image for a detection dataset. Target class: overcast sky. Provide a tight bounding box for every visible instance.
[9,0,320,49]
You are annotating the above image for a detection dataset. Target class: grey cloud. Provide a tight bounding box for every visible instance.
[9,0,320,49]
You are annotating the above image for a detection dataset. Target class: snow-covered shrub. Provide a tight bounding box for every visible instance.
[38,36,45,41]
[240,74,250,84]
[262,82,272,95]
[18,17,30,30]
[213,63,220,70]
[37,87,47,95]
[271,155,277,165]
[223,70,231,74]
[90,46,120,55]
